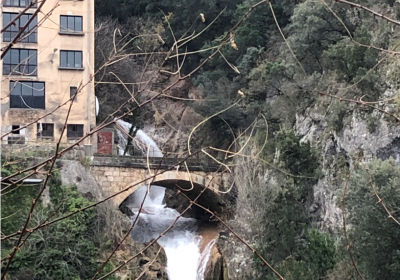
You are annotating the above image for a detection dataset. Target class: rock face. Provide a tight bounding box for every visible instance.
[203,245,224,280]
[138,75,207,156]
[210,108,400,278]
[296,109,400,231]
[59,160,105,201]
[217,230,255,279]
[197,225,226,280]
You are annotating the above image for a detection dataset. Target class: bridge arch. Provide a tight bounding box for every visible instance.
[120,179,228,219]
[90,156,235,218]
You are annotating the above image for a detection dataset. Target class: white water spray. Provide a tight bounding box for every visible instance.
[129,185,213,280]
[115,119,162,157]
[115,120,215,280]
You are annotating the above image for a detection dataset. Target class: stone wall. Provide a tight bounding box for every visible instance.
[91,166,147,206]
[1,143,87,160]
[90,156,236,216]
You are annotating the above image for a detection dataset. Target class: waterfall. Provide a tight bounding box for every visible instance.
[115,120,215,279]
[115,119,163,157]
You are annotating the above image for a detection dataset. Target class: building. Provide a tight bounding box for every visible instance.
[1,0,95,148]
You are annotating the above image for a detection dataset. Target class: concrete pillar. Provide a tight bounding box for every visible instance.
[84,144,93,156]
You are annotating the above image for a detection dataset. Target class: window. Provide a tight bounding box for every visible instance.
[12,125,20,134]
[60,51,83,69]
[3,13,37,43]
[8,126,25,144]
[67,124,84,139]
[37,123,54,138]
[70,86,78,101]
[10,81,45,109]
[3,49,37,76]
[3,0,37,7]
[8,136,25,145]
[60,16,83,33]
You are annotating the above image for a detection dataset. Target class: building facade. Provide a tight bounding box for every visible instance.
[1,0,95,147]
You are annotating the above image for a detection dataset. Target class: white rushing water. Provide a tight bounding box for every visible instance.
[115,119,163,157]
[115,120,214,280]
[129,185,210,280]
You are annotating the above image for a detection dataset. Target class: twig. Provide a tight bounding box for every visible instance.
[1,74,81,279]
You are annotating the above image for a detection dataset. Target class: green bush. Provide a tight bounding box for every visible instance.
[265,229,337,280]
[346,158,400,279]
[1,166,116,280]
[6,185,100,280]
[255,130,327,279]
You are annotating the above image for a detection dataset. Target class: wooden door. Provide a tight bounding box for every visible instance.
[97,131,113,154]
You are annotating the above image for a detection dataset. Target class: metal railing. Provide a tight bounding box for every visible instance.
[98,144,225,160]
[94,144,227,171]
[1,142,228,171]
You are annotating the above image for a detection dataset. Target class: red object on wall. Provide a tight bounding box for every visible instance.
[97,131,113,154]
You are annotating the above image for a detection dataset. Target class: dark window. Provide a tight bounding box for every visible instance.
[3,49,37,76]
[3,13,37,43]
[70,86,78,101]
[37,123,54,138]
[67,124,84,139]
[10,81,45,109]
[60,50,82,68]
[3,0,37,7]
[8,136,25,145]
[60,16,83,33]
[12,125,20,134]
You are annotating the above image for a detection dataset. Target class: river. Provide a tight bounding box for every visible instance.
[128,185,215,280]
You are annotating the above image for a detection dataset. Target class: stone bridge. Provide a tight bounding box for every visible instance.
[90,155,236,217]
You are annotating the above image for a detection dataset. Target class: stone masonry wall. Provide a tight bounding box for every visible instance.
[90,158,235,215]
[91,166,151,206]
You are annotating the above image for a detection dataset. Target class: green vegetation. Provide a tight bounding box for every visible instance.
[8,187,99,279]
[93,0,400,278]
[1,167,116,280]
[254,130,327,279]
[346,159,400,279]
[1,161,40,238]
[267,228,337,280]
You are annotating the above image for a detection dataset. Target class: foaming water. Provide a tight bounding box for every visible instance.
[197,238,216,278]
[159,231,202,280]
[115,119,163,156]
[128,185,215,280]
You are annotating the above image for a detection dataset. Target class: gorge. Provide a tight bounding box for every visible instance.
[2,1,400,279]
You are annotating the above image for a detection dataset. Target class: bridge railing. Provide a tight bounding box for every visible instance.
[94,145,229,172]
[101,144,227,162]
